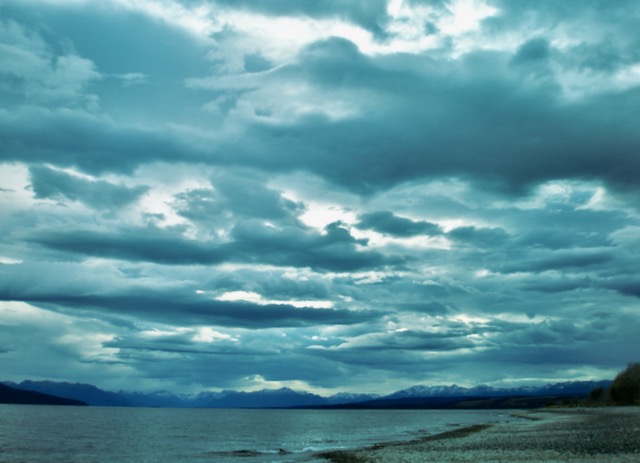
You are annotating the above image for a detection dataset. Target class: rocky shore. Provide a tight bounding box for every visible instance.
[318,407,640,462]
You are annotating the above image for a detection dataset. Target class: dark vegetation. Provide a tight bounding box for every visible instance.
[0,383,87,406]
[591,362,640,406]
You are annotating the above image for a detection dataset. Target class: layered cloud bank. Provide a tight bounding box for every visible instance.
[1,0,639,394]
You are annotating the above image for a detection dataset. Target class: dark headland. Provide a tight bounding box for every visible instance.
[0,383,87,406]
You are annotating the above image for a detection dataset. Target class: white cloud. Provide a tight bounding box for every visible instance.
[0,302,127,385]
[216,290,333,309]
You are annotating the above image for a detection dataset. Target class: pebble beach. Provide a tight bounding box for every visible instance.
[318,407,640,463]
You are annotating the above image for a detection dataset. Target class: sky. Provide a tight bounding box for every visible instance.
[1,0,639,395]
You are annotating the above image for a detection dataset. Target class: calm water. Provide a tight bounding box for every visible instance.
[0,405,514,462]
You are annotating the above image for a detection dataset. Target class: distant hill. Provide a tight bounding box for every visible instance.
[331,380,612,410]
[4,381,377,408]
[317,395,587,410]
[12,380,131,407]
[0,383,87,406]
[3,379,611,409]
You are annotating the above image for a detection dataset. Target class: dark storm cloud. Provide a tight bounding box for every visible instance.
[0,265,373,329]
[343,329,476,352]
[29,220,392,271]
[301,310,636,381]
[512,37,551,65]
[447,226,510,247]
[210,0,390,37]
[305,321,484,372]
[215,37,640,196]
[37,294,370,329]
[228,220,393,271]
[499,204,629,250]
[29,165,149,210]
[605,279,640,299]
[522,277,593,294]
[488,0,640,73]
[2,0,640,393]
[220,269,332,302]
[0,108,207,175]
[104,336,244,357]
[1,0,212,80]
[211,173,304,221]
[111,333,353,390]
[30,227,229,265]
[392,302,449,315]
[172,188,225,223]
[172,177,303,229]
[516,227,609,251]
[495,248,613,274]
[476,313,640,371]
[357,211,443,237]
[3,12,640,197]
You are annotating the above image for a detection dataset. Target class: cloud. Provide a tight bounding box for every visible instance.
[29,165,149,210]
[210,0,391,37]
[333,328,477,352]
[29,226,228,265]
[0,262,375,329]
[447,226,509,248]
[4,7,640,196]
[0,18,101,105]
[0,301,131,387]
[1,0,640,394]
[228,220,392,271]
[26,217,392,271]
[495,248,613,275]
[196,36,640,196]
[357,211,443,237]
[210,173,304,221]
[0,107,208,175]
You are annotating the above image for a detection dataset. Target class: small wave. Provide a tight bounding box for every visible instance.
[301,445,348,453]
[207,449,262,458]
[207,448,291,458]
[309,438,339,444]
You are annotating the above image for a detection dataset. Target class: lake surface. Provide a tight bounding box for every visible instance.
[0,405,515,462]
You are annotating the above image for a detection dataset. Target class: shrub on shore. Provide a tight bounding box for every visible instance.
[609,362,640,405]
[586,362,640,406]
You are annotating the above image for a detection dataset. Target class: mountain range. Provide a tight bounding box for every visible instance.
[2,379,611,409]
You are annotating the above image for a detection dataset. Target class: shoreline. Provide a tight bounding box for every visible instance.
[317,407,640,462]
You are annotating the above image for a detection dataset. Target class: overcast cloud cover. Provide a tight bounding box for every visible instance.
[1,0,639,395]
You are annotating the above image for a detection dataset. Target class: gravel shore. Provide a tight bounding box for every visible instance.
[318,407,640,462]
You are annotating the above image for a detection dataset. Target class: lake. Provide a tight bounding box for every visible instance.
[0,405,514,462]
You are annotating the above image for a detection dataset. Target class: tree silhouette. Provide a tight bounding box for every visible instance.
[609,362,640,405]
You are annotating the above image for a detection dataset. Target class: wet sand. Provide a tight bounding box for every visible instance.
[317,407,640,462]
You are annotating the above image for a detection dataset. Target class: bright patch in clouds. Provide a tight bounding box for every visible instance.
[300,203,357,230]
[217,291,333,309]
[443,0,497,35]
